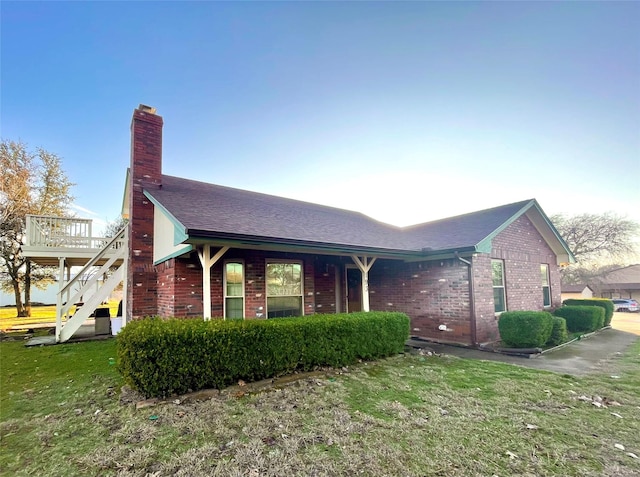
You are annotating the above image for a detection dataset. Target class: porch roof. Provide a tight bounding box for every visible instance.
[144,174,574,261]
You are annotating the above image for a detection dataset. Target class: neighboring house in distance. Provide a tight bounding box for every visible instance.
[598,264,640,301]
[121,105,575,347]
[560,284,594,302]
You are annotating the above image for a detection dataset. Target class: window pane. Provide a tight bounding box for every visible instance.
[266,263,302,296]
[267,296,302,318]
[225,297,244,319]
[492,260,504,287]
[226,262,243,296]
[226,283,242,297]
[540,264,549,286]
[493,288,506,313]
[542,287,551,307]
[225,262,244,319]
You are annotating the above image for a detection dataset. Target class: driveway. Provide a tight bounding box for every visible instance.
[611,310,640,335]
[410,312,639,376]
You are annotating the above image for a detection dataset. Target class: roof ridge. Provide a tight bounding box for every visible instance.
[401,199,534,230]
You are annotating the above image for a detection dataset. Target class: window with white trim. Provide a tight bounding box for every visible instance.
[266,261,303,318]
[492,259,506,313]
[541,264,551,307]
[224,261,244,319]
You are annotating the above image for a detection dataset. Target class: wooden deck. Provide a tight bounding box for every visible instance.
[22,215,126,266]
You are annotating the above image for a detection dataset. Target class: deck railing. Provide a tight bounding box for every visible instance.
[25,215,125,250]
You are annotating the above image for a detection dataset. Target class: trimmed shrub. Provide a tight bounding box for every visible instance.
[547,316,568,346]
[562,298,614,326]
[554,305,604,332]
[117,312,410,398]
[498,311,553,348]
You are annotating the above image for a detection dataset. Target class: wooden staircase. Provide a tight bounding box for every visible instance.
[55,227,127,342]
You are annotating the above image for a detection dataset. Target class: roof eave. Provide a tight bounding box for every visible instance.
[184,229,422,258]
[184,229,483,262]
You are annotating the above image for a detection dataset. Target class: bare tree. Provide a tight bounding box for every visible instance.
[551,212,639,285]
[0,140,74,316]
[552,213,639,261]
[103,216,128,238]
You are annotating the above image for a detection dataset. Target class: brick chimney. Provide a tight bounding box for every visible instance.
[127,104,163,319]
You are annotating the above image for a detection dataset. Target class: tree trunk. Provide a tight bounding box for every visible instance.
[24,259,32,317]
[13,279,26,317]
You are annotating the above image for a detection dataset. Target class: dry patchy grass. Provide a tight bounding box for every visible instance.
[1,339,639,476]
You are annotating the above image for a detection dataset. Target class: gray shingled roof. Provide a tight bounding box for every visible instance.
[561,284,593,293]
[146,174,536,254]
[402,200,531,251]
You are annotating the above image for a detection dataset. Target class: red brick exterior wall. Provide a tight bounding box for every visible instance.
[313,260,339,314]
[156,258,204,318]
[156,249,322,320]
[365,214,563,346]
[368,259,473,345]
[127,107,163,319]
[472,214,563,343]
[470,254,496,343]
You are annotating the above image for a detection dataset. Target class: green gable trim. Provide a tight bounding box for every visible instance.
[143,190,189,246]
[153,244,194,266]
[174,225,188,246]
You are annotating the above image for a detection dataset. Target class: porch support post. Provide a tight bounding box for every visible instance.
[350,255,377,312]
[197,245,230,320]
[56,257,65,343]
[65,265,71,319]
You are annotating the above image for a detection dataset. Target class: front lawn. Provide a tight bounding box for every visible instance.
[0,301,120,330]
[1,337,639,476]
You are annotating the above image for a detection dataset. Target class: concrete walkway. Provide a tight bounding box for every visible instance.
[25,322,111,347]
[409,327,639,376]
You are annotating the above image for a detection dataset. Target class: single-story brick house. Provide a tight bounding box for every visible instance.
[123,105,575,346]
[596,264,640,301]
[560,284,594,302]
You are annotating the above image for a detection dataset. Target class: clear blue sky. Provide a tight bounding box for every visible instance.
[2,1,639,233]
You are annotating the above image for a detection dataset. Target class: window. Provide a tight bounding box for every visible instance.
[224,261,244,319]
[492,259,506,313]
[266,261,303,318]
[541,264,551,307]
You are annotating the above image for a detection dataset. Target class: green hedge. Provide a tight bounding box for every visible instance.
[562,298,614,326]
[117,312,410,398]
[553,305,604,332]
[498,311,553,348]
[547,316,568,346]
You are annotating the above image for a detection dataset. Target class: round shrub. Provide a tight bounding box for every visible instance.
[547,316,568,346]
[562,299,613,326]
[554,305,604,332]
[498,311,553,348]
